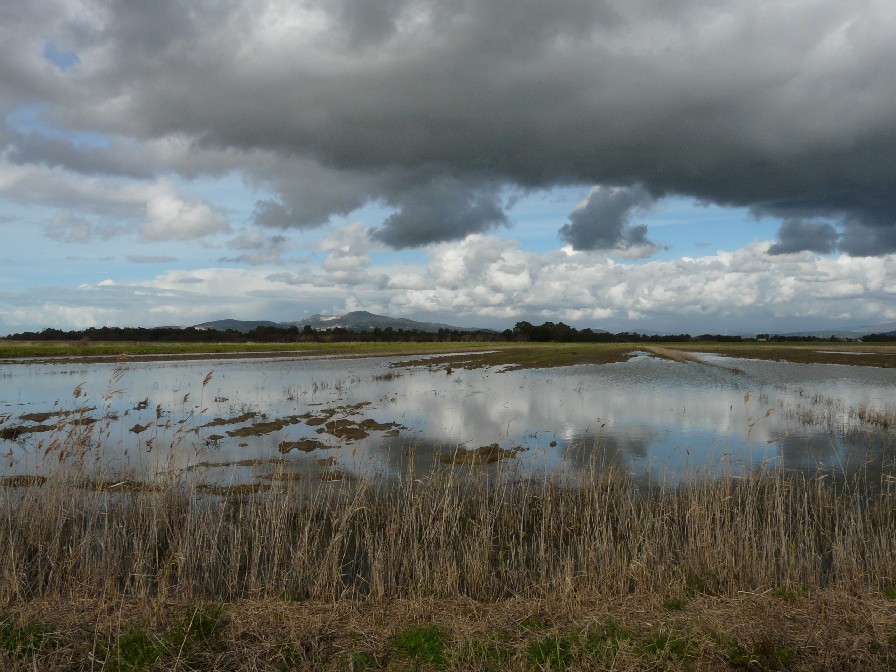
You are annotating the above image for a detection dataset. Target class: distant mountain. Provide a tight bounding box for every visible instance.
[194,311,490,334]
[193,319,282,333]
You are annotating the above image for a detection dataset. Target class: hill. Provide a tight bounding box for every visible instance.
[195,311,489,334]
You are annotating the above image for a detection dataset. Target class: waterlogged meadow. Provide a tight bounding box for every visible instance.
[1,349,894,485]
[1,348,895,670]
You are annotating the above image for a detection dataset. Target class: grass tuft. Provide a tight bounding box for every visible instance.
[725,637,799,671]
[103,629,167,672]
[526,635,573,671]
[0,613,57,658]
[393,624,448,668]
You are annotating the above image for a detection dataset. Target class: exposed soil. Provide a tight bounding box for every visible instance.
[225,415,303,437]
[202,411,257,428]
[260,471,303,482]
[320,419,370,441]
[316,457,339,467]
[0,424,55,440]
[0,475,47,487]
[185,458,292,472]
[196,483,274,496]
[278,438,329,453]
[440,443,524,465]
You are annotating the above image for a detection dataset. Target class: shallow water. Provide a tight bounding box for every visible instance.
[1,352,894,485]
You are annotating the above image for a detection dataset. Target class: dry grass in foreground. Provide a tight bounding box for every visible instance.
[1,468,895,669]
[4,469,895,603]
[2,591,895,670]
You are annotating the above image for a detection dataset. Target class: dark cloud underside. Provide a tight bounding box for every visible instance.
[768,220,839,255]
[2,0,895,251]
[559,185,656,251]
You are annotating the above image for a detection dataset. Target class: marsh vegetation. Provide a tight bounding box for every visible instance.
[1,347,895,669]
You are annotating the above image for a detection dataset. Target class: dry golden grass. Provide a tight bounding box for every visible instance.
[0,464,895,669]
[1,590,894,670]
[2,466,894,604]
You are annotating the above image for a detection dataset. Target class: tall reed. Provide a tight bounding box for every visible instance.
[2,463,893,604]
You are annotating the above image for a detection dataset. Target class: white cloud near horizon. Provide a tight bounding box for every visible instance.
[3,229,895,334]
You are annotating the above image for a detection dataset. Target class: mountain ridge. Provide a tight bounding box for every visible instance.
[194,311,492,334]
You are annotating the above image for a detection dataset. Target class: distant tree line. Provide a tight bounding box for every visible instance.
[2,322,871,343]
[860,332,896,342]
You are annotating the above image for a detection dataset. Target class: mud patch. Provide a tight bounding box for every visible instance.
[226,415,303,437]
[303,402,371,427]
[304,408,337,426]
[279,438,329,453]
[184,458,290,472]
[18,407,97,423]
[359,419,402,432]
[79,479,156,493]
[316,456,339,468]
[203,411,257,428]
[440,443,524,465]
[0,424,55,440]
[260,472,303,482]
[320,419,369,441]
[1,474,47,487]
[196,483,272,496]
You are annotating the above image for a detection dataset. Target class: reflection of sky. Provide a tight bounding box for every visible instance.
[1,354,894,483]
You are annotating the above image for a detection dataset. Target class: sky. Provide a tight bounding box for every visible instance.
[2,0,896,336]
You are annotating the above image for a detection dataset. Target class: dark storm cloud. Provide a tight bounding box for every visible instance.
[558,185,656,251]
[252,200,295,229]
[838,223,896,257]
[372,178,508,247]
[6,1,896,252]
[768,220,840,255]
[5,129,153,179]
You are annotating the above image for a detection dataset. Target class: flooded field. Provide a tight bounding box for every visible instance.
[1,350,894,486]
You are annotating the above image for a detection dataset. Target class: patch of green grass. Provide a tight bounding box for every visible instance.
[583,633,616,663]
[724,637,799,671]
[0,613,57,658]
[771,585,804,602]
[348,650,376,670]
[178,603,225,644]
[392,624,448,668]
[103,629,167,672]
[637,629,695,660]
[582,618,634,663]
[663,594,688,611]
[99,605,224,672]
[520,616,550,631]
[883,587,896,599]
[526,635,573,671]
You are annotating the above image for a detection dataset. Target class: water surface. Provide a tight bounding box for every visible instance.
[1,352,893,485]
